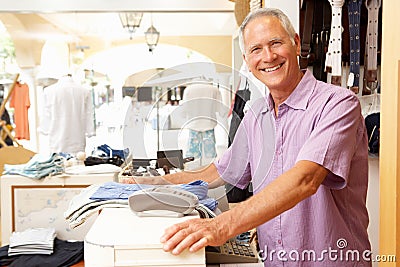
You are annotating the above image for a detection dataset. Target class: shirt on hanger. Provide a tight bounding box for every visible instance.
[10,82,30,140]
[180,83,227,132]
[41,75,95,154]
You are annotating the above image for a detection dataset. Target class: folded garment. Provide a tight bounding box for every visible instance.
[0,238,84,267]
[65,164,122,175]
[3,153,64,179]
[95,144,129,159]
[89,180,218,211]
[68,203,128,229]
[64,184,105,220]
[84,155,124,167]
[89,182,154,200]
[65,180,218,229]
[179,180,208,200]
[8,228,56,256]
[64,184,128,229]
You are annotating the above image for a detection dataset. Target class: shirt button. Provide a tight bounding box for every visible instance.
[278,240,282,245]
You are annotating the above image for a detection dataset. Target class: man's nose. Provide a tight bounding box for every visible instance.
[262,47,277,61]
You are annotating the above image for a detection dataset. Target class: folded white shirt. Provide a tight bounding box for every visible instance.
[65,164,122,175]
[8,228,56,256]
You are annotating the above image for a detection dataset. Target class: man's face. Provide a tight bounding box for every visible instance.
[242,16,301,92]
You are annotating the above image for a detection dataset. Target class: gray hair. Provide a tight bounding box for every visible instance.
[238,8,297,55]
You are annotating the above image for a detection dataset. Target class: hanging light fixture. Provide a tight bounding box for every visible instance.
[145,14,160,53]
[119,12,143,40]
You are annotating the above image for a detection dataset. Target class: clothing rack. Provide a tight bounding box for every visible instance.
[0,73,36,175]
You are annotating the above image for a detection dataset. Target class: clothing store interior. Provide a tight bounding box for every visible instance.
[0,0,398,266]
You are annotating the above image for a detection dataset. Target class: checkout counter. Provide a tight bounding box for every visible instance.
[84,208,205,267]
[84,207,262,267]
[83,185,262,267]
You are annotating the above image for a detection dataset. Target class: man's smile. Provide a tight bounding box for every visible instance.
[260,63,283,73]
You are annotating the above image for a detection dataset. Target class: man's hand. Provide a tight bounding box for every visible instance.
[160,217,229,255]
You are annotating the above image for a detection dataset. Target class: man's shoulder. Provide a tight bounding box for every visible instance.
[314,80,359,104]
[244,96,270,118]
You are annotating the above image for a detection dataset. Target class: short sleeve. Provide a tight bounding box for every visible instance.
[296,92,364,189]
[214,117,252,189]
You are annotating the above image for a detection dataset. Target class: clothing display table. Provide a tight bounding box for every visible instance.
[84,207,205,267]
[0,173,117,245]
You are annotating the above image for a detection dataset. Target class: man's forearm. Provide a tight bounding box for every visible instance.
[214,160,328,239]
[163,163,226,188]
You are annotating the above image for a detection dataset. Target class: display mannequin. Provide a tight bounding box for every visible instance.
[40,75,95,154]
[180,80,227,164]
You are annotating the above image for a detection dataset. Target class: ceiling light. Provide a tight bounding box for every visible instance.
[119,12,143,40]
[145,24,160,53]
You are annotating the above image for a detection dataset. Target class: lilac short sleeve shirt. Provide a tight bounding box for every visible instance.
[215,70,370,266]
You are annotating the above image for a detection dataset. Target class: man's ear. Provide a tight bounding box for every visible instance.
[242,55,251,72]
[294,34,301,56]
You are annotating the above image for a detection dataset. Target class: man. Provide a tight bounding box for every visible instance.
[124,8,371,266]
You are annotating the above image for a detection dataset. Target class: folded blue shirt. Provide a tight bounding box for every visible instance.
[3,153,64,179]
[89,180,218,211]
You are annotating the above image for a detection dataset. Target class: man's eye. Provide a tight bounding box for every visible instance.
[271,41,282,47]
[250,47,261,53]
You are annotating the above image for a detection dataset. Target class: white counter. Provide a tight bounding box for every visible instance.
[84,207,205,267]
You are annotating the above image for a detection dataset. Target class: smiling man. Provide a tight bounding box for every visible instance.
[123,8,371,266]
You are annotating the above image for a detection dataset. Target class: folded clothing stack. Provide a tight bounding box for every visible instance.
[64,180,219,229]
[84,155,124,167]
[3,153,64,179]
[0,238,84,267]
[8,228,56,256]
[93,144,129,159]
[84,144,129,167]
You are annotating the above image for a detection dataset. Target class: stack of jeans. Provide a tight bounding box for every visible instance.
[3,153,64,179]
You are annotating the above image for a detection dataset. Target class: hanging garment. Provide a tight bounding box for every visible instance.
[312,0,331,82]
[181,82,226,132]
[362,0,381,95]
[226,78,253,203]
[325,0,345,86]
[9,82,30,140]
[299,0,314,70]
[365,112,380,155]
[347,0,362,94]
[185,129,217,159]
[41,75,95,154]
[228,79,250,147]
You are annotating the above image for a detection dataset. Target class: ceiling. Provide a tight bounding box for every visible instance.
[0,0,239,84]
[0,0,237,48]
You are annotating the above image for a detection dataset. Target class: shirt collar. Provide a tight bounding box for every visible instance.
[261,95,273,113]
[260,70,316,113]
[283,70,316,111]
